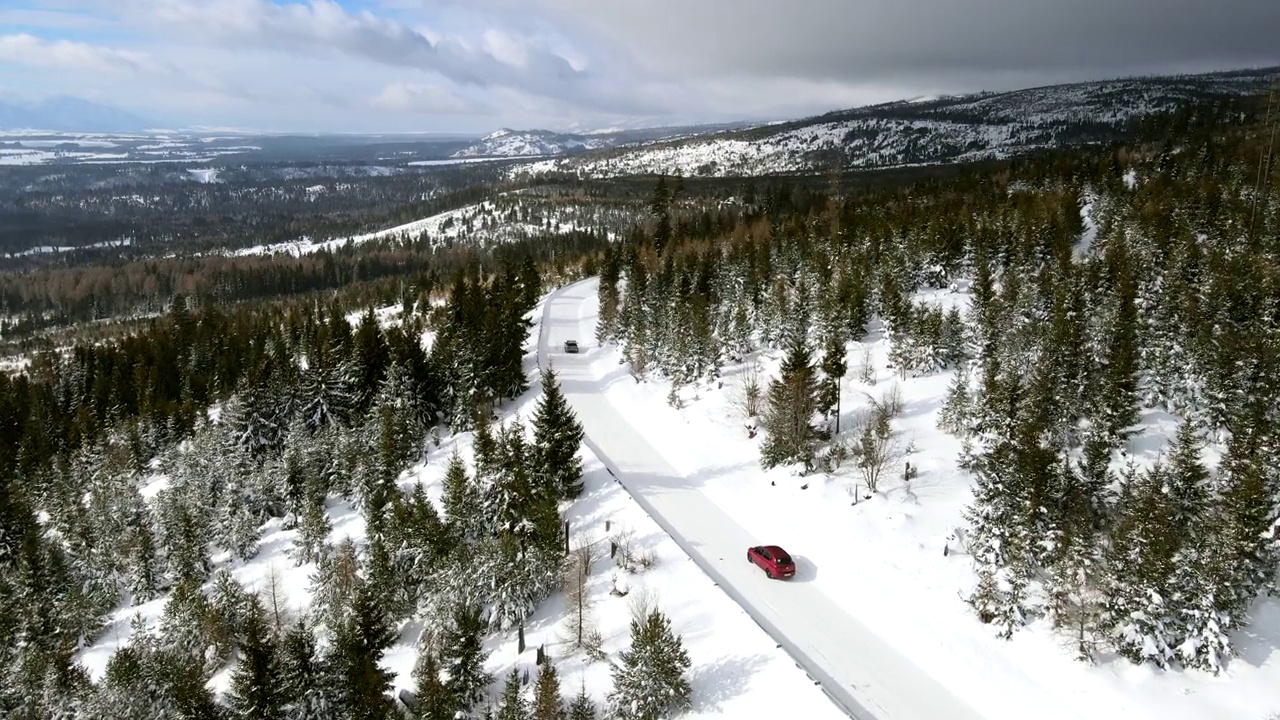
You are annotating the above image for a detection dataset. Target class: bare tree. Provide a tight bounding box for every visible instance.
[610,525,636,570]
[628,584,659,627]
[729,357,764,421]
[856,344,876,385]
[259,562,292,635]
[851,391,905,494]
[562,536,597,651]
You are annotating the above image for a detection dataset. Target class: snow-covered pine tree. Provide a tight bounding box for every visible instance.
[759,332,821,470]
[299,362,355,433]
[442,450,483,549]
[532,366,585,500]
[155,487,212,589]
[329,583,396,720]
[309,538,361,634]
[441,601,491,715]
[228,598,285,720]
[608,607,691,720]
[1044,459,1104,661]
[1103,464,1179,668]
[566,684,597,720]
[496,667,530,720]
[937,364,972,437]
[279,619,340,720]
[293,485,332,567]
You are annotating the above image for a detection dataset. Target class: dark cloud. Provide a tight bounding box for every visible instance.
[541,0,1280,92]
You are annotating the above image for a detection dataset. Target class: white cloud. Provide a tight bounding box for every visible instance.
[0,33,153,74]
[371,82,493,115]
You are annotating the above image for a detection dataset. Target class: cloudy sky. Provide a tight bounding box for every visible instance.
[1,0,1277,134]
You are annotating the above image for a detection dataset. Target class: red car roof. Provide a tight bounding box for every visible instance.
[762,545,789,556]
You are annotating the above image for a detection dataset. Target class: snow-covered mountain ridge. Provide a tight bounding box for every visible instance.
[451,122,754,159]
[511,66,1280,178]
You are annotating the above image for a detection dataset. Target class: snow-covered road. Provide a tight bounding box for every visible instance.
[539,279,987,720]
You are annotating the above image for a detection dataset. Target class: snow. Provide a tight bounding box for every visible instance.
[73,290,848,718]
[1076,195,1097,259]
[232,197,608,257]
[1124,169,1139,189]
[540,277,1280,720]
[188,168,220,183]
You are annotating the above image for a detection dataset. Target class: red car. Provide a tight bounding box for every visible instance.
[747,545,796,579]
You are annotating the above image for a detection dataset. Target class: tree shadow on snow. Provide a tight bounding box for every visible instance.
[688,653,774,713]
[1234,597,1280,669]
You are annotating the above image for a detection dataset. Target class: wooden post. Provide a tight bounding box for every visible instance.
[605,519,611,532]
[564,520,570,555]
[536,645,546,666]
[518,623,525,654]
[610,541,617,559]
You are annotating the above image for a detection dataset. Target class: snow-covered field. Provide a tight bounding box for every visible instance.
[232,198,607,257]
[75,291,846,718]
[545,278,1280,720]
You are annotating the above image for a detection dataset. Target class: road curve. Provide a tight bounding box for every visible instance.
[538,278,987,720]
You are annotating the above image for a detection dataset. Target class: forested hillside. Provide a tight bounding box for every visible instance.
[596,97,1279,671]
[0,89,1275,718]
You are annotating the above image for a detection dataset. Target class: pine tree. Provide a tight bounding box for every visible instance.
[331,583,396,720]
[759,333,821,469]
[817,331,846,423]
[937,365,972,436]
[279,619,339,720]
[411,645,456,720]
[442,450,482,549]
[496,667,530,720]
[228,598,285,720]
[441,601,491,714]
[128,514,162,603]
[1165,421,1209,540]
[293,487,332,567]
[532,367,585,500]
[1104,464,1179,667]
[608,608,691,720]
[566,685,597,720]
[531,663,565,720]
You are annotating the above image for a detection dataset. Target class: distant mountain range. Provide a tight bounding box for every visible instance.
[509,67,1280,178]
[0,97,154,133]
[451,122,757,159]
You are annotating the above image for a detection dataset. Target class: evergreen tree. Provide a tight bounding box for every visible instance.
[442,450,482,549]
[411,646,456,720]
[531,663,565,720]
[228,598,285,720]
[279,619,339,720]
[331,583,396,720]
[759,333,821,469]
[817,331,847,424]
[532,367,585,500]
[937,365,972,437]
[441,601,491,714]
[293,487,332,567]
[1104,464,1180,667]
[608,608,691,720]
[496,667,530,720]
[566,685,597,720]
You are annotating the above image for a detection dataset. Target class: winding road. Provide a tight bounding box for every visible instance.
[538,279,987,720]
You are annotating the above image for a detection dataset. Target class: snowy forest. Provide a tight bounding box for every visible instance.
[0,90,1276,718]
[0,249,694,718]
[596,98,1279,672]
